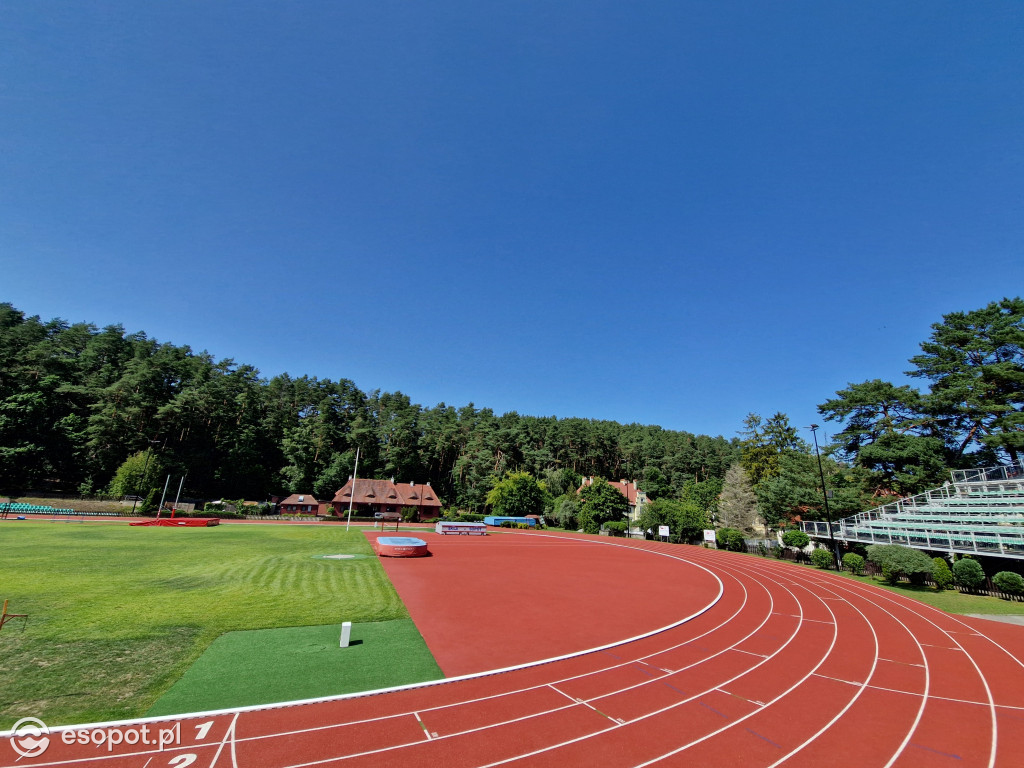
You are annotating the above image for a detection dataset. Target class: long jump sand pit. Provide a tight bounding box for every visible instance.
[369,530,722,676]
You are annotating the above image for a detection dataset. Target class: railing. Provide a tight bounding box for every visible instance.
[801,460,1024,558]
[951,460,1024,484]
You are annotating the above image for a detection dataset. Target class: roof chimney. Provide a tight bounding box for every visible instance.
[410,480,415,487]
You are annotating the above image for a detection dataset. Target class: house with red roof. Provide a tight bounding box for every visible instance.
[278,493,325,515]
[330,478,442,520]
[578,478,649,523]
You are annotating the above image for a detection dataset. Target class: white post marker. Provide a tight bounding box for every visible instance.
[340,621,352,648]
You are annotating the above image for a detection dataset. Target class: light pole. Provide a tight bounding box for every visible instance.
[131,439,161,515]
[808,424,841,569]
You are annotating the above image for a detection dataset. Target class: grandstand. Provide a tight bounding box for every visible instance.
[802,460,1024,559]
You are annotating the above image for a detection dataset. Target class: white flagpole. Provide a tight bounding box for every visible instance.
[346,446,360,532]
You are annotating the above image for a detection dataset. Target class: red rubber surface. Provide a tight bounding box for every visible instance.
[5,531,1024,768]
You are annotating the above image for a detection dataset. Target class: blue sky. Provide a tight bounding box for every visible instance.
[2,1,1021,441]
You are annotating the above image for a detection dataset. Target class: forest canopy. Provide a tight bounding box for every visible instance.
[0,303,738,507]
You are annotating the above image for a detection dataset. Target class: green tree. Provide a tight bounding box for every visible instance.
[908,297,1024,464]
[716,527,746,551]
[718,464,760,532]
[552,495,579,529]
[486,471,547,518]
[810,547,835,569]
[867,544,934,585]
[993,571,1024,597]
[577,478,627,534]
[932,557,953,590]
[637,498,707,543]
[842,552,865,575]
[107,450,164,498]
[818,379,948,495]
[952,558,986,591]
[739,412,808,485]
[782,529,810,549]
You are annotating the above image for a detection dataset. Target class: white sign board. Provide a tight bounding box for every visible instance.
[703,529,717,543]
[658,525,670,538]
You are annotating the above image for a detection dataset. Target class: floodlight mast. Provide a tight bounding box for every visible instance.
[809,424,841,568]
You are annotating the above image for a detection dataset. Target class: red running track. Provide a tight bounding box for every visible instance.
[4,531,1024,768]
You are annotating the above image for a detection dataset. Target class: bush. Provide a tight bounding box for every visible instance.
[782,529,810,549]
[932,558,953,591]
[139,487,159,515]
[993,571,1024,597]
[716,527,746,552]
[952,558,986,592]
[842,553,865,575]
[604,521,628,537]
[866,544,934,585]
[810,548,835,569]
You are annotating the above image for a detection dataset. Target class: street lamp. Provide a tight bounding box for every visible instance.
[131,439,161,516]
[808,424,841,569]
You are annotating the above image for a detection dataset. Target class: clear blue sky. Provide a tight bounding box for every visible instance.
[2,2,1021,441]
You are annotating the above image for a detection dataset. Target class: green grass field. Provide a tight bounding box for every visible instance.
[0,522,420,728]
[148,620,442,716]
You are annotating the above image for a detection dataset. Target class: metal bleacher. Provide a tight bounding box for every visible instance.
[802,460,1024,559]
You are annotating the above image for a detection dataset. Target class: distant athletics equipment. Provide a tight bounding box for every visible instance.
[0,599,28,632]
[131,517,220,527]
[339,621,352,648]
[435,521,487,535]
[379,512,400,532]
[483,516,536,527]
[374,536,430,557]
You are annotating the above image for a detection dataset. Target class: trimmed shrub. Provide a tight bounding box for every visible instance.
[932,558,953,591]
[716,527,746,552]
[993,571,1024,597]
[866,544,934,585]
[842,553,865,575]
[810,547,834,569]
[782,529,810,549]
[604,521,628,537]
[952,558,986,592]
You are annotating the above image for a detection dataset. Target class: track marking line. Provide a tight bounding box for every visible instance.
[205,713,238,768]
[412,713,431,740]
[746,728,783,749]
[698,700,729,719]
[732,648,768,658]
[878,657,924,667]
[547,684,623,724]
[910,742,962,760]
[717,688,765,706]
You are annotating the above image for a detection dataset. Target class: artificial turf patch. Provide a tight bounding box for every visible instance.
[147,619,443,715]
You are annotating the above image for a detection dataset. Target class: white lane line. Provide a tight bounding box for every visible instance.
[727,557,933,768]
[240,558,790,768]
[820,576,998,768]
[412,713,431,740]
[764,582,880,768]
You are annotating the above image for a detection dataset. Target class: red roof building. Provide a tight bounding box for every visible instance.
[578,478,649,522]
[279,494,323,515]
[331,478,442,520]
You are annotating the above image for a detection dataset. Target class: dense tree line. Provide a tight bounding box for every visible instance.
[0,303,739,508]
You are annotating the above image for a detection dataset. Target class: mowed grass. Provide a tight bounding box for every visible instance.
[148,620,442,716]
[0,522,408,728]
